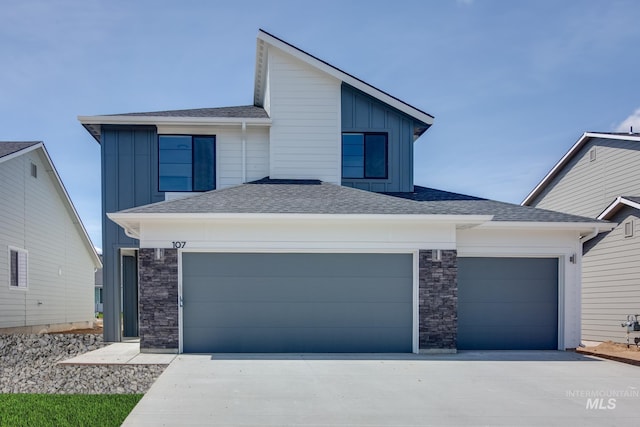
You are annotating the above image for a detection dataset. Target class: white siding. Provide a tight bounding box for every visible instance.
[267,48,342,183]
[0,151,95,328]
[532,138,640,217]
[582,206,640,342]
[156,125,270,189]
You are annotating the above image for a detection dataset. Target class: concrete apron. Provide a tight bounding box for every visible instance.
[122,351,640,426]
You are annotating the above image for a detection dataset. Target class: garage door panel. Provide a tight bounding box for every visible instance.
[184,302,412,328]
[459,279,557,303]
[182,253,413,353]
[457,324,557,350]
[183,276,412,303]
[183,326,413,353]
[183,253,413,278]
[458,302,558,327]
[458,257,558,350]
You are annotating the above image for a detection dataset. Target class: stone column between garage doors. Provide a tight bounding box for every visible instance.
[138,248,179,353]
[418,249,457,353]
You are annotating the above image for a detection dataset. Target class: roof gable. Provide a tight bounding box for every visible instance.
[522,132,640,206]
[254,29,434,130]
[0,142,101,267]
[598,196,640,220]
[0,141,41,161]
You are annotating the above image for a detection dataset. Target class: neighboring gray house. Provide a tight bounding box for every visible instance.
[79,30,607,354]
[523,131,640,343]
[0,141,102,333]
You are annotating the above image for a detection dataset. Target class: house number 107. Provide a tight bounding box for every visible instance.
[172,241,186,249]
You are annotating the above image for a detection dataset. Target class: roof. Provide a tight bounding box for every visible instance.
[0,141,102,268]
[255,29,433,135]
[0,141,40,159]
[79,105,270,142]
[522,131,640,206]
[598,196,640,220]
[115,179,465,216]
[385,187,604,223]
[110,179,604,225]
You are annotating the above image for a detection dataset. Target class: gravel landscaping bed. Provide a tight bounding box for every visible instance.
[0,334,166,394]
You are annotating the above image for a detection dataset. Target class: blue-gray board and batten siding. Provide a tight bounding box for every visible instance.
[181,252,414,353]
[101,126,164,341]
[457,257,559,350]
[341,83,421,193]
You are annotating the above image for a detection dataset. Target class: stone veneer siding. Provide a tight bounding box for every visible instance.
[139,248,179,351]
[419,249,458,351]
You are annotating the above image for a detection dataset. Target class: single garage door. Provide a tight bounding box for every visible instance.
[458,257,558,350]
[182,253,413,353]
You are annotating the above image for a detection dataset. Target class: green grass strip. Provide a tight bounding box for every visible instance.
[0,394,143,427]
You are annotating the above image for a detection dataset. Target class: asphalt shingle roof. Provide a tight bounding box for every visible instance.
[110,105,269,119]
[117,179,603,223]
[0,141,40,158]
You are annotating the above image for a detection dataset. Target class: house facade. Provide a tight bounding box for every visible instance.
[0,142,102,333]
[523,132,640,343]
[80,30,607,353]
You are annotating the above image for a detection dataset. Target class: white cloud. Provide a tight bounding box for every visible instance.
[615,108,640,133]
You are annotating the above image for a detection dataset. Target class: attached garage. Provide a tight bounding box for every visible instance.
[181,252,414,353]
[457,257,559,350]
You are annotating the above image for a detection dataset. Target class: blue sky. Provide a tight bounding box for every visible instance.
[2,0,640,249]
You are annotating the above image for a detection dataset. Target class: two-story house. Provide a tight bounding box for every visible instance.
[523,131,640,343]
[79,30,608,354]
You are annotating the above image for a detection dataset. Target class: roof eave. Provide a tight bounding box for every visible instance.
[255,29,434,127]
[474,220,615,234]
[108,212,494,239]
[78,115,273,144]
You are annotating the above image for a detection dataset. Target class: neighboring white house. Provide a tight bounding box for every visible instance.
[0,141,102,333]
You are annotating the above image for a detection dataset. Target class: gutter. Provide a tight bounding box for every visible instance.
[580,227,600,244]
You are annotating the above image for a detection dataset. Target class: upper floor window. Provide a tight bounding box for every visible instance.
[9,248,28,289]
[159,135,215,192]
[342,133,388,179]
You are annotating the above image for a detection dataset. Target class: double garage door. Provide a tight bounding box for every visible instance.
[181,253,559,353]
[182,253,414,353]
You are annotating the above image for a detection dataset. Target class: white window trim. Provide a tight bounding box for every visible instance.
[8,246,28,290]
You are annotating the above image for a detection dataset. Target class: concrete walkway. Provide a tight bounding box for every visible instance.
[123,351,640,426]
[59,342,176,365]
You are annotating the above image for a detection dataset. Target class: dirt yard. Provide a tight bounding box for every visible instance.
[576,340,640,366]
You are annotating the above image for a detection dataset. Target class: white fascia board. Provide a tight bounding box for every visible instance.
[108,212,492,223]
[598,196,640,220]
[77,115,272,127]
[38,146,103,268]
[522,132,640,206]
[475,220,616,234]
[256,30,434,126]
[107,212,494,239]
[0,142,43,164]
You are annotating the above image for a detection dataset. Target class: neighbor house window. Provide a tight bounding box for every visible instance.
[9,248,28,289]
[159,135,215,192]
[342,133,388,179]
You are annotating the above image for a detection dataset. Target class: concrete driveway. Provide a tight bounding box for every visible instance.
[123,352,640,426]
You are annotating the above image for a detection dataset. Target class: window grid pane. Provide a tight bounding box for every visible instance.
[341,133,387,179]
[159,135,216,192]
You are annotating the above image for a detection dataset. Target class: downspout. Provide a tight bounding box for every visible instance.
[241,121,247,183]
[581,227,600,244]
